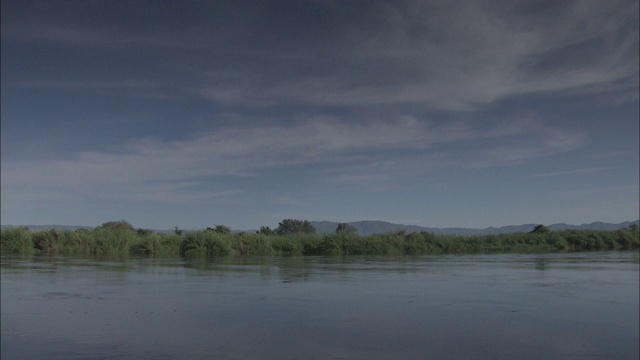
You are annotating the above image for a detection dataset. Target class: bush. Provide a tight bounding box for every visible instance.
[232,233,273,256]
[271,235,304,255]
[530,224,551,234]
[91,226,138,254]
[276,219,316,235]
[316,235,343,255]
[180,231,232,256]
[132,232,180,255]
[1,227,34,254]
[98,221,136,233]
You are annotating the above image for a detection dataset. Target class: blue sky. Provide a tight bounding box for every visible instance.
[1,0,638,230]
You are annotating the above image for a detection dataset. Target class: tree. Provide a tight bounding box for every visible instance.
[207,225,231,234]
[257,226,275,235]
[276,219,316,235]
[137,229,153,236]
[530,224,550,234]
[99,221,135,233]
[335,223,357,235]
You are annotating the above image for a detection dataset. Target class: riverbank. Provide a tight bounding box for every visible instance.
[1,225,638,256]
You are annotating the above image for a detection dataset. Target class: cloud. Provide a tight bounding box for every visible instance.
[4,1,636,110]
[4,79,174,100]
[0,19,221,50]
[531,166,632,178]
[1,116,587,202]
[198,0,638,109]
[8,79,158,90]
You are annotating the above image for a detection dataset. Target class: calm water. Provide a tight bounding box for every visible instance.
[1,252,638,360]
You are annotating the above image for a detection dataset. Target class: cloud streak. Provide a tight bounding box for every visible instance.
[197,0,638,110]
[2,116,587,203]
[531,166,632,178]
[3,1,637,110]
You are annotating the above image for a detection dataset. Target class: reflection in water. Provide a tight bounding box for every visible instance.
[535,256,548,271]
[1,252,638,360]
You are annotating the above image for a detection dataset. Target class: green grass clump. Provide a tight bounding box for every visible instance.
[180,231,232,256]
[270,235,305,255]
[1,226,35,254]
[91,227,138,255]
[231,233,273,256]
[341,234,399,255]
[132,233,182,256]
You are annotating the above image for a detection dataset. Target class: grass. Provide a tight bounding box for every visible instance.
[1,225,638,257]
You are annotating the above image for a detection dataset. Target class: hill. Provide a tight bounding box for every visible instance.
[2,220,638,236]
[310,220,640,236]
[0,224,94,231]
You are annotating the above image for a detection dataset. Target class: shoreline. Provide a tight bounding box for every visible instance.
[2,226,638,257]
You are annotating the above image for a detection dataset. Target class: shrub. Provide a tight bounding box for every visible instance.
[98,221,136,233]
[271,235,304,255]
[530,224,551,234]
[276,219,316,235]
[180,231,232,256]
[206,225,231,234]
[91,226,137,254]
[0,227,35,254]
[232,233,273,256]
[315,235,344,255]
[33,229,63,253]
[258,226,275,236]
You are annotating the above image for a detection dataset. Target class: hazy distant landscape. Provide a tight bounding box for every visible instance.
[5,220,639,236]
[309,220,640,236]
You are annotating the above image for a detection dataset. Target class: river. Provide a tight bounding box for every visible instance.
[1,252,638,359]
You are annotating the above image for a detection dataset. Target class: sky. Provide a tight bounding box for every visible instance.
[1,0,638,231]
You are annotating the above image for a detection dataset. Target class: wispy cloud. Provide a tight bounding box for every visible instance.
[1,20,223,50]
[532,166,631,178]
[4,1,636,109]
[1,116,587,202]
[197,0,638,109]
[7,79,158,90]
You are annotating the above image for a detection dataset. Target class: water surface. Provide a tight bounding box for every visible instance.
[2,252,638,359]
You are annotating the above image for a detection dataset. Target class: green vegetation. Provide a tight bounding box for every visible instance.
[275,219,317,235]
[1,221,638,257]
[336,223,358,235]
[529,224,551,234]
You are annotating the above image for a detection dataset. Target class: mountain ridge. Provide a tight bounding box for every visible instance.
[309,220,640,236]
[3,220,638,236]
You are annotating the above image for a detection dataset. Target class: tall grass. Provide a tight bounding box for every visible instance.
[0,226,35,254]
[132,232,182,256]
[180,231,232,256]
[1,225,638,257]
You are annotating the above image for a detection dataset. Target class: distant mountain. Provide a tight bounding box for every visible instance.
[0,224,94,231]
[3,220,638,236]
[310,220,640,236]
